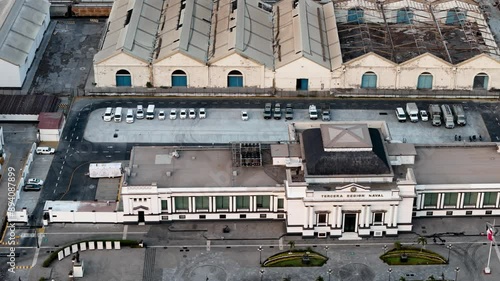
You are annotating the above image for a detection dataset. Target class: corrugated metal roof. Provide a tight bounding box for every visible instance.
[0,95,60,115]
[155,0,213,63]
[275,0,333,69]
[209,0,274,68]
[0,0,50,66]
[38,112,64,129]
[94,0,163,63]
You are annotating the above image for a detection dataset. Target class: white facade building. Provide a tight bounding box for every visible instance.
[0,0,50,88]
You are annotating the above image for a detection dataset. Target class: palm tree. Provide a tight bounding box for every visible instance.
[417,236,427,252]
[288,241,295,252]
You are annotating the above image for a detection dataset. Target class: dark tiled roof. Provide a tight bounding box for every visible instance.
[0,95,60,114]
[302,128,391,175]
[38,112,64,129]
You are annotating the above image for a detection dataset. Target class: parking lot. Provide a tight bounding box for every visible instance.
[83,106,489,144]
[15,154,54,213]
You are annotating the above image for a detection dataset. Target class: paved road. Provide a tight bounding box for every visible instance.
[29,97,500,226]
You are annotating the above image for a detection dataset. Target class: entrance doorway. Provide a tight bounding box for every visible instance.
[138,211,145,223]
[343,213,357,232]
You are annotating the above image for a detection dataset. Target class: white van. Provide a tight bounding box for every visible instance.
[36,147,55,155]
[136,105,144,119]
[146,104,155,120]
[114,107,123,122]
[395,107,407,122]
[102,107,113,122]
[126,109,134,123]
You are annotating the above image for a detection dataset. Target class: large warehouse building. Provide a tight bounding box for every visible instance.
[93,0,500,91]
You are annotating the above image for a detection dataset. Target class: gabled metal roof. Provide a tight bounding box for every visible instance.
[155,0,213,63]
[209,0,274,68]
[274,0,333,69]
[94,0,163,63]
[0,0,50,66]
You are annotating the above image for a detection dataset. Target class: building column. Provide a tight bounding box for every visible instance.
[458,193,464,208]
[365,205,371,226]
[273,196,278,212]
[189,197,194,212]
[167,197,172,213]
[309,207,314,228]
[438,193,444,209]
[416,194,422,210]
[359,206,365,228]
[171,197,176,213]
[250,196,254,212]
[336,206,342,228]
[387,205,393,226]
[229,196,234,212]
[329,206,335,227]
[496,192,500,208]
[392,205,398,227]
[209,196,213,212]
[477,193,482,208]
[303,206,309,228]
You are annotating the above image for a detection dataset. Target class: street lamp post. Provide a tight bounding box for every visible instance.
[446,244,452,263]
[387,268,392,281]
[327,269,332,281]
[258,246,263,265]
[325,245,329,257]
[260,269,264,281]
[383,244,387,254]
[455,267,460,281]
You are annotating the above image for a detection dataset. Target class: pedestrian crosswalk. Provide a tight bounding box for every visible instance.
[15,265,32,270]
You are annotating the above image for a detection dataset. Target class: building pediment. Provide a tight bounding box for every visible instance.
[335,183,370,192]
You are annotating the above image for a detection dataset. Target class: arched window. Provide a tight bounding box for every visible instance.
[446,8,466,25]
[397,8,413,24]
[361,72,377,89]
[115,69,131,87]
[171,70,187,87]
[347,8,364,24]
[227,70,243,87]
[417,72,433,90]
[473,73,489,90]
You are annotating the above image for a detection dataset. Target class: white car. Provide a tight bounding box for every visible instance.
[170,109,177,120]
[36,147,55,155]
[27,178,44,185]
[189,108,196,119]
[136,105,144,119]
[158,110,166,120]
[199,108,206,119]
[420,110,429,121]
[241,111,249,121]
[180,109,187,119]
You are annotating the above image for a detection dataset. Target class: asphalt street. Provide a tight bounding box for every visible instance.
[29,97,500,226]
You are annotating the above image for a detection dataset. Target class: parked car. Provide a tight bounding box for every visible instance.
[309,105,318,120]
[420,110,429,121]
[180,109,187,119]
[241,111,249,121]
[273,103,282,120]
[136,105,144,119]
[395,107,407,122]
[102,107,113,122]
[189,108,196,119]
[23,184,41,192]
[263,103,272,119]
[126,109,134,123]
[158,110,166,120]
[199,108,206,119]
[27,178,44,185]
[322,109,331,121]
[36,147,55,155]
[285,104,294,120]
[170,109,177,120]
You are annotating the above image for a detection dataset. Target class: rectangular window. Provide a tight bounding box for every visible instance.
[240,214,246,219]
[423,193,438,207]
[260,214,267,219]
[216,196,230,210]
[317,213,327,224]
[219,214,226,219]
[374,213,383,224]
[161,200,168,211]
[175,197,189,211]
[466,211,472,215]
[443,193,458,207]
[256,196,270,209]
[296,79,309,90]
[195,196,209,210]
[277,198,284,209]
[483,192,497,206]
[236,196,250,209]
[199,215,206,219]
[463,192,478,206]
[446,211,453,216]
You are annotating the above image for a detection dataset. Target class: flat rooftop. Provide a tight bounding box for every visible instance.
[126,146,286,188]
[414,145,500,184]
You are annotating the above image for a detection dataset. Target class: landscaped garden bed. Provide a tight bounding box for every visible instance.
[262,249,328,267]
[380,242,446,266]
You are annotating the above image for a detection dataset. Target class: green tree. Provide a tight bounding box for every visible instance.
[316,277,324,281]
[427,275,436,281]
[399,277,406,281]
[417,236,428,252]
[288,241,296,252]
[394,241,402,250]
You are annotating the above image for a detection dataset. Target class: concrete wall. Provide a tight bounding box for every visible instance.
[342,54,398,89]
[153,53,208,88]
[275,58,332,91]
[0,59,21,88]
[94,53,150,87]
[209,53,271,88]
[72,6,112,17]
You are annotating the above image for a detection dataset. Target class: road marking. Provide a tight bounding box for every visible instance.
[106,155,112,158]
[92,151,98,153]
[62,161,65,165]
[71,133,74,137]
[115,151,121,153]
[66,148,69,153]
[59,170,62,174]
[55,183,58,187]
[122,225,128,240]
[76,136,79,140]
[64,155,67,159]
[103,151,109,153]
[57,177,60,181]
